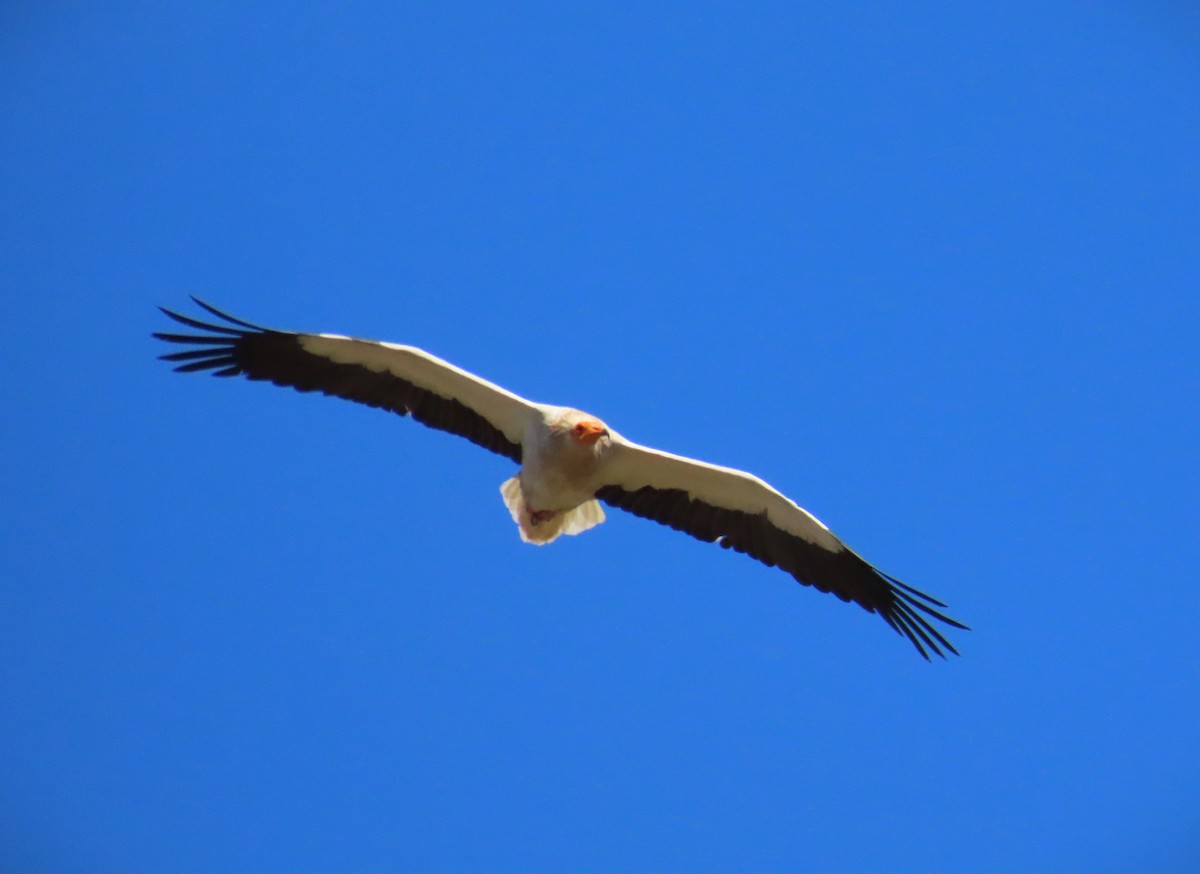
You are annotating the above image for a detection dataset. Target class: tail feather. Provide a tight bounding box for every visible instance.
[499,476,605,545]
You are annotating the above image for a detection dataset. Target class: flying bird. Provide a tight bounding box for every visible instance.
[155,299,967,659]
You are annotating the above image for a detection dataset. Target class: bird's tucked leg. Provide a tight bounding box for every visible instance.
[530,509,558,525]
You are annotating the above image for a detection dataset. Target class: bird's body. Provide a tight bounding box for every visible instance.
[506,407,610,543]
[156,299,967,659]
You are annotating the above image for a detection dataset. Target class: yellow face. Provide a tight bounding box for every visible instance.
[570,419,609,446]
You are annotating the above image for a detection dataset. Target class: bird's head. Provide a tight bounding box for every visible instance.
[569,417,610,447]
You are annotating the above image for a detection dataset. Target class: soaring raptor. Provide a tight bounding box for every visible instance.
[156,299,967,659]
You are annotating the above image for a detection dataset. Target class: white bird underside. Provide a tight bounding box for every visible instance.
[156,298,967,659]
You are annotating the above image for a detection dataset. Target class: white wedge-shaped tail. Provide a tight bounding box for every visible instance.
[500,475,606,544]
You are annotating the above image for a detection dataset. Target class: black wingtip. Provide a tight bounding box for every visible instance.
[152,331,238,345]
[189,297,268,331]
[153,300,266,379]
[872,568,968,658]
[157,306,247,336]
[888,574,951,609]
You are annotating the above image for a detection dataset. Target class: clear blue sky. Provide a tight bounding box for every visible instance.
[2,3,1198,871]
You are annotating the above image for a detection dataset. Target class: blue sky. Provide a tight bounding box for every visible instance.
[2,3,1198,871]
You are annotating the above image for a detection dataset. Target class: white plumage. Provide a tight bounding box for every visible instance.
[156,299,967,659]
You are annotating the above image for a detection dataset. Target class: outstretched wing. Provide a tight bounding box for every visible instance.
[596,438,967,659]
[154,298,539,462]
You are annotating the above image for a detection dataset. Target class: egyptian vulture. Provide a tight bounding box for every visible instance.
[155,299,966,659]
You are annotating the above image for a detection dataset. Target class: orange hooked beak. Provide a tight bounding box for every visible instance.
[571,419,609,446]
